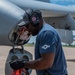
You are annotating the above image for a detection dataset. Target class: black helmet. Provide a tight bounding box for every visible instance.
[18,9,42,27]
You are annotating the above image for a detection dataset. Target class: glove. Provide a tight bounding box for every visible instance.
[9,59,26,70]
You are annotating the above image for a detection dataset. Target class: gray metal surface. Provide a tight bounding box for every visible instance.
[44,14,75,30]
[56,29,73,44]
[36,0,50,3]
[0,0,25,46]
[8,0,75,17]
[73,35,75,38]
[5,47,33,75]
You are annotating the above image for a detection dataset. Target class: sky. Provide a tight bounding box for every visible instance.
[28,0,75,45]
[50,0,75,6]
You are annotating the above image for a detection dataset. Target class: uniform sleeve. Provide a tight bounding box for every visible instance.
[39,31,57,54]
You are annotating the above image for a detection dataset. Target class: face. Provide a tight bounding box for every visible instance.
[27,23,40,36]
[19,18,43,36]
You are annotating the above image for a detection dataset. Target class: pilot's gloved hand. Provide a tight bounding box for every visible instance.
[9,59,26,70]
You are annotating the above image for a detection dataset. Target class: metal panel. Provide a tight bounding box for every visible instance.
[5,48,33,75]
[44,14,75,30]
[0,0,25,46]
[57,29,73,44]
[36,0,50,3]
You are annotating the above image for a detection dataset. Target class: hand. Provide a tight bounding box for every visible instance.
[9,59,26,70]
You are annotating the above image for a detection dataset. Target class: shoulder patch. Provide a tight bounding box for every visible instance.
[42,44,50,49]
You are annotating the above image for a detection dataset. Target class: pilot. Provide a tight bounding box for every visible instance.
[10,9,68,75]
